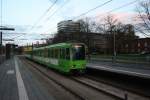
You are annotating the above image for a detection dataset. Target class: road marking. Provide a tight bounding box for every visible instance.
[14,57,29,100]
[7,70,14,75]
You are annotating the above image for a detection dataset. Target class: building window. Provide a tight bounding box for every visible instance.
[144,42,147,47]
[138,43,140,47]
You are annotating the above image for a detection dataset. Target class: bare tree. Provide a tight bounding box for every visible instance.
[77,18,91,33]
[104,15,118,33]
[135,0,150,37]
[101,15,136,54]
[101,15,118,53]
[77,17,99,33]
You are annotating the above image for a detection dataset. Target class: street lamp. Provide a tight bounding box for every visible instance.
[113,29,116,63]
[110,25,116,63]
[0,26,15,56]
[0,26,15,44]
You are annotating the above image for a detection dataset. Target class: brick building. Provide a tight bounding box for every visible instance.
[121,38,150,54]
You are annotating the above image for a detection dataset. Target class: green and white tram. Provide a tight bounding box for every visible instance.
[26,43,86,73]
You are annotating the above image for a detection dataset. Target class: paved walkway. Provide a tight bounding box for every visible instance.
[87,60,150,79]
[0,56,54,100]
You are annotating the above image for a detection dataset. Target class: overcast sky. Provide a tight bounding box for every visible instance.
[1,0,141,45]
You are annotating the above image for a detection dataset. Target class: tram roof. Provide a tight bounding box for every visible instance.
[33,43,73,50]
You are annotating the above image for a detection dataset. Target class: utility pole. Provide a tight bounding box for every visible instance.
[0,31,2,54]
[113,29,116,63]
[0,28,15,60]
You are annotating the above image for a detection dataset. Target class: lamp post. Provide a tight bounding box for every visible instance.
[0,27,15,60]
[113,30,116,63]
[0,27,15,47]
[110,25,116,63]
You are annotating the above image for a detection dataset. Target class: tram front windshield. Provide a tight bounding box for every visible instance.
[73,44,85,60]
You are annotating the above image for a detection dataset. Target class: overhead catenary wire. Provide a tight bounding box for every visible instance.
[39,0,70,34]
[12,0,58,42]
[42,0,113,34]
[72,0,113,20]
[29,0,58,32]
[108,0,139,13]
[93,0,139,19]
[45,0,70,22]
[46,0,140,34]
[32,0,145,42]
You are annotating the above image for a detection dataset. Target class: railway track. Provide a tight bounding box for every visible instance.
[20,57,149,100]
[20,57,85,100]
[71,76,150,100]
[85,75,150,98]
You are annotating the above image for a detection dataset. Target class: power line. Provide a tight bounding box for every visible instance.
[72,0,113,20]
[39,0,70,34]
[45,0,69,22]
[42,0,138,35]
[94,0,139,18]
[42,0,113,33]
[107,0,139,13]
[29,0,58,32]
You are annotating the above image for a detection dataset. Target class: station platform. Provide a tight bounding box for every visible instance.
[87,61,150,79]
[0,56,149,100]
[0,56,54,100]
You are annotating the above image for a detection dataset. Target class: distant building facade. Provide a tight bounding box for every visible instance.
[53,20,150,54]
[52,32,108,53]
[121,38,150,54]
[57,20,80,33]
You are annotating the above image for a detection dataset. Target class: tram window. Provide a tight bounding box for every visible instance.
[39,50,41,56]
[66,48,70,60]
[73,45,85,60]
[53,48,55,58]
[45,48,48,57]
[43,49,45,57]
[35,51,37,56]
[38,50,41,56]
[58,49,60,59]
[56,49,58,58]
[49,49,51,57]
[50,49,52,58]
[44,49,46,57]
[53,49,55,58]
[51,49,53,58]
[54,49,56,58]
[60,48,65,59]
[41,50,43,56]
[39,50,40,56]
[48,49,50,57]
[41,50,42,56]
[40,50,42,56]
[60,49,62,59]
[62,48,65,59]
[55,49,59,58]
